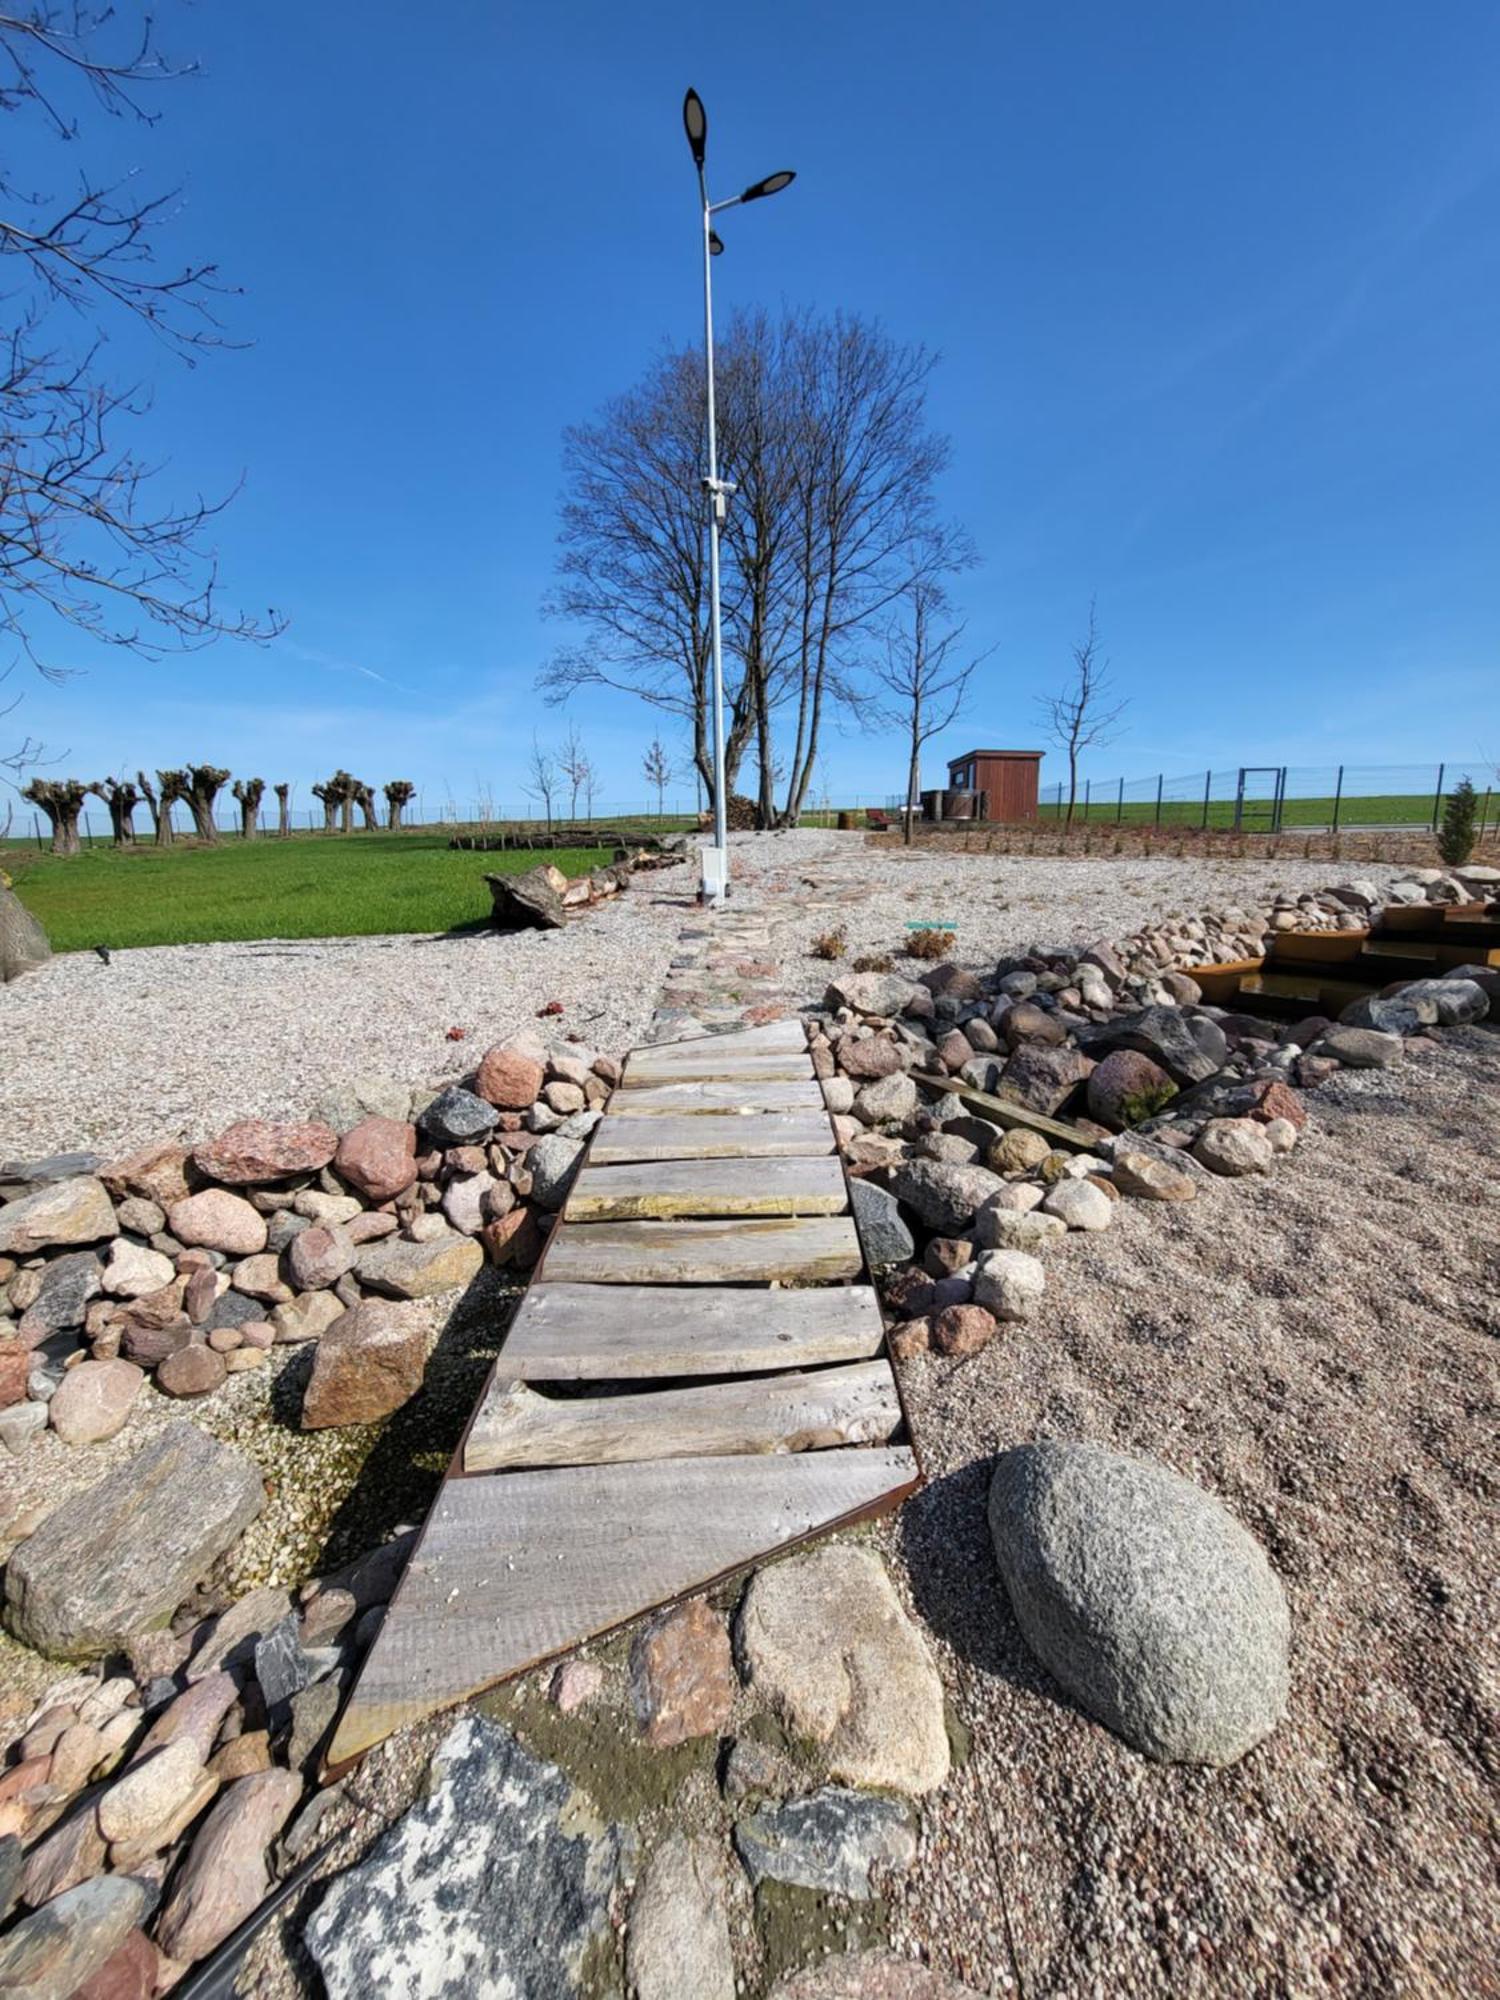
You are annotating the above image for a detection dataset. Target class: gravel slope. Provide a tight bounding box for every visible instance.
[0,878,696,1157]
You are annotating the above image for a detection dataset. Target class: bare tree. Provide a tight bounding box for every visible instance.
[542,310,969,828]
[384,778,414,829]
[351,780,378,830]
[1036,601,1128,826]
[183,763,227,842]
[642,736,673,817]
[21,774,85,853]
[231,776,264,839]
[580,752,598,820]
[557,722,590,823]
[523,734,558,833]
[273,780,291,836]
[0,7,283,755]
[870,583,986,846]
[89,773,140,845]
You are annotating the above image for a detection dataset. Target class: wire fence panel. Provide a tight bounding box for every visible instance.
[1040,761,1493,835]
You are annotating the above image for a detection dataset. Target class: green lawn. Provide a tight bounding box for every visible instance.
[2,833,616,952]
[1041,790,1476,830]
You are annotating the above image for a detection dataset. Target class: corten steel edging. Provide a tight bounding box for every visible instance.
[322,1004,921,1783]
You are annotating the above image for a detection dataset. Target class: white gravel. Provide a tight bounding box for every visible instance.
[0,877,697,1158]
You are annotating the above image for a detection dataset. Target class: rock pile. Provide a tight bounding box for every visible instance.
[0,1513,417,1992]
[809,869,1492,1362]
[0,1033,619,1456]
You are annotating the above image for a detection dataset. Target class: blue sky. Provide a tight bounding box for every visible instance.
[9,0,1499,818]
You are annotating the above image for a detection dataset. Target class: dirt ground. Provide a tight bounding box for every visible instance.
[876,1025,1498,1998]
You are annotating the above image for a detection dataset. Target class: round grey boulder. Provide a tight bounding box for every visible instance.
[988,1441,1289,1765]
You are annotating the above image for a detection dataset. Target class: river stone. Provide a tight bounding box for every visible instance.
[993,1044,1094,1116]
[847,1179,914,1272]
[1193,1119,1274,1177]
[733,1787,916,1899]
[888,1158,1005,1234]
[333,1116,417,1202]
[974,1206,1066,1250]
[285,1224,355,1292]
[4,1421,264,1658]
[16,1249,102,1339]
[972,1249,1046,1321]
[854,1071,918,1125]
[156,1343,227,1398]
[167,1190,266,1256]
[528,1134,585,1210]
[988,1441,1290,1765]
[353,1231,483,1299]
[313,1075,413,1132]
[302,1301,427,1429]
[154,1767,303,1964]
[306,1715,622,1999]
[48,1359,144,1445]
[1318,1026,1403,1068]
[824,970,921,1017]
[418,1086,500,1149]
[1382,976,1488,1027]
[1083,1006,1228,1087]
[1112,1152,1196,1202]
[101,1239,175,1300]
[737,1545,949,1796]
[1040,1180,1114,1231]
[1086,1048,1178,1130]
[0,1874,153,2000]
[0,1177,118,1256]
[626,1832,735,2000]
[270,1288,346,1342]
[95,1738,204,1844]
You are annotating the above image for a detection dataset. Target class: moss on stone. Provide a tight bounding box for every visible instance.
[753,1881,890,1996]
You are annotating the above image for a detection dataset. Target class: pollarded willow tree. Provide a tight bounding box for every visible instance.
[231,776,264,839]
[541,308,971,827]
[351,780,379,831]
[183,764,228,843]
[312,770,353,833]
[89,774,141,845]
[384,779,414,829]
[273,781,291,836]
[0,7,283,772]
[21,776,86,853]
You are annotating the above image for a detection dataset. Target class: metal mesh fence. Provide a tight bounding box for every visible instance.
[1039,762,1495,834]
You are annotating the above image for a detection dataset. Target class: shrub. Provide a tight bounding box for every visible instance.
[852,951,894,973]
[810,927,846,961]
[905,927,955,961]
[1438,777,1478,867]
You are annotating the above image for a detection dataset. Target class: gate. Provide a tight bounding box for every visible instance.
[1234,767,1287,832]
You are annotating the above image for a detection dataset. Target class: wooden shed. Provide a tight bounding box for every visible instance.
[945,749,1044,822]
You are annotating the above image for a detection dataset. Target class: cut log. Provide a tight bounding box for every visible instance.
[566,1155,847,1222]
[498,1281,886,1379]
[324,1445,920,1769]
[589,1112,834,1163]
[463,1361,900,1472]
[541,1216,863,1286]
[910,1072,1095,1152]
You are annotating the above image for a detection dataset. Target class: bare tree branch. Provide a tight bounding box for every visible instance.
[1034,599,1129,825]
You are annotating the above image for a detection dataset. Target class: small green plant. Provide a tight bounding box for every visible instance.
[904,927,955,961]
[810,927,846,961]
[1438,777,1478,867]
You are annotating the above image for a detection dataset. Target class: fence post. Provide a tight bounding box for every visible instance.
[1201,769,1212,830]
[1154,775,1163,826]
[1478,787,1491,844]
[1430,764,1445,831]
[1331,766,1343,833]
[1084,779,1091,822]
[1116,777,1124,824]
[33,812,43,851]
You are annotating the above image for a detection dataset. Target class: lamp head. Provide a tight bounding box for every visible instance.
[683,88,707,168]
[740,169,795,202]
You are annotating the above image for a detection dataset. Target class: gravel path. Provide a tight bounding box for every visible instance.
[875,1026,1498,1997]
[0,877,698,1157]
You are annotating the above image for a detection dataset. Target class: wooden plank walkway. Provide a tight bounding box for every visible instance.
[326,911,918,1772]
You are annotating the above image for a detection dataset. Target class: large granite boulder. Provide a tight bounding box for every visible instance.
[993,1045,1094,1116]
[888,1158,1005,1235]
[823,970,921,1018]
[1080,1007,1228,1087]
[5,1422,264,1658]
[484,864,566,930]
[0,1176,118,1256]
[302,1301,428,1428]
[988,1441,1289,1765]
[193,1119,337,1185]
[306,1716,622,1998]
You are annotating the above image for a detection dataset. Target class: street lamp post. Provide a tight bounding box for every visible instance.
[682,87,794,904]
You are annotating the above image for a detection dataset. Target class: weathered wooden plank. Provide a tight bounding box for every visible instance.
[910,1072,1095,1152]
[499,1281,885,1379]
[623,1051,815,1086]
[639,1019,808,1056]
[567,1155,847,1222]
[541,1216,863,1286]
[606,1080,824,1116]
[325,1445,920,1768]
[464,1361,900,1473]
[590,1112,834,1163]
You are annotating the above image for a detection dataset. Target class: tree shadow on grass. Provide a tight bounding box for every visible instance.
[269,1267,526,1578]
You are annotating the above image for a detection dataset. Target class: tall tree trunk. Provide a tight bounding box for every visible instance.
[340,795,354,834]
[275,786,291,837]
[905,717,921,847]
[1065,745,1078,827]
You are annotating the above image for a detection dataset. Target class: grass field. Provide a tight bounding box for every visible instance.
[1040,789,1491,831]
[1,833,614,953]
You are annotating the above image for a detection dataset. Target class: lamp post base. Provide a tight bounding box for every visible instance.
[698,844,729,905]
